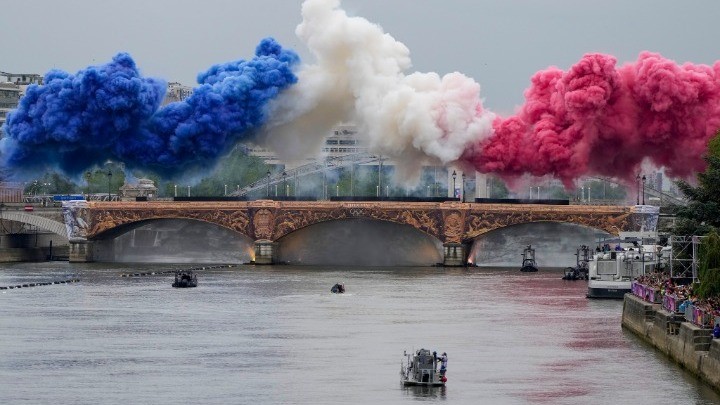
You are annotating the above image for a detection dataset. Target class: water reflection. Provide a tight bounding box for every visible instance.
[401,384,447,400]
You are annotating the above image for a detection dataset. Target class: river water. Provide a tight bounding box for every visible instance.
[1,262,719,405]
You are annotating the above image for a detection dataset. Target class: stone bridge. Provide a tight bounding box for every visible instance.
[0,208,67,238]
[63,200,658,266]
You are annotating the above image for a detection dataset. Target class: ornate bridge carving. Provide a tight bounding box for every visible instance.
[65,200,651,244]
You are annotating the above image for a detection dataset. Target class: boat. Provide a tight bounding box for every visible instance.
[400,349,447,386]
[330,283,345,293]
[520,245,539,272]
[563,245,591,280]
[586,233,665,298]
[172,270,198,288]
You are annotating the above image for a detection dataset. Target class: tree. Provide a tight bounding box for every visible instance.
[697,230,720,299]
[673,132,720,235]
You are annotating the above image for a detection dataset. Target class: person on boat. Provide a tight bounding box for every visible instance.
[714,324,720,339]
[439,352,448,376]
[614,244,622,251]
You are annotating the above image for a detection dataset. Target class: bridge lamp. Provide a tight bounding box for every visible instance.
[174,184,177,197]
[636,173,641,205]
[224,184,227,196]
[282,171,287,197]
[266,170,271,198]
[641,175,646,205]
[187,185,190,197]
[461,173,466,202]
[452,170,457,199]
[106,170,112,201]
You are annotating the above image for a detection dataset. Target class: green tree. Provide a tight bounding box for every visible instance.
[673,132,720,235]
[696,230,720,299]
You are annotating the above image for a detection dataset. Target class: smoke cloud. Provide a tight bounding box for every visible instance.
[463,52,720,186]
[3,0,719,188]
[1,38,299,178]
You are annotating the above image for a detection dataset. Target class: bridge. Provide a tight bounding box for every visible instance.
[62,200,658,266]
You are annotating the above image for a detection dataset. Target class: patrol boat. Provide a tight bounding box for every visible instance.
[172,270,198,288]
[400,349,447,386]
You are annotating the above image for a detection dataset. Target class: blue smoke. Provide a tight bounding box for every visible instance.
[1,38,299,178]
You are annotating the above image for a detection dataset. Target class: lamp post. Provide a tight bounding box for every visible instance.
[350,164,354,197]
[588,184,591,203]
[461,173,466,202]
[106,170,112,201]
[187,185,190,197]
[174,184,177,197]
[282,171,287,197]
[641,175,646,205]
[266,170,271,198]
[224,184,227,196]
[452,170,457,199]
[537,186,540,200]
[636,173,641,205]
[378,156,383,197]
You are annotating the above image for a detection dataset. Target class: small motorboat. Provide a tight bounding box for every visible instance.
[400,349,447,386]
[563,245,590,280]
[520,244,539,272]
[330,283,345,293]
[172,271,198,288]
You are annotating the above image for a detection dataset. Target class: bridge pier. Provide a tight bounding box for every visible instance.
[69,240,94,263]
[442,242,468,267]
[253,240,278,265]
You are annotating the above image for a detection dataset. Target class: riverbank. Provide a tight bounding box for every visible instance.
[622,293,720,391]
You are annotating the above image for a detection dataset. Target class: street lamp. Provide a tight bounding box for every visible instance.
[266,170,271,198]
[636,173,641,205]
[174,184,177,197]
[224,184,227,196]
[461,173,466,202]
[187,185,190,197]
[282,171,287,197]
[452,170,457,199]
[641,175,646,205]
[378,156,383,196]
[106,170,112,201]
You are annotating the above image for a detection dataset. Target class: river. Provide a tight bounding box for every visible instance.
[1,262,718,404]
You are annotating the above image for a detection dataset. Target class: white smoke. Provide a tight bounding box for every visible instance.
[261,0,495,180]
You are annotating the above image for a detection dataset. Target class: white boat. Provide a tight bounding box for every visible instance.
[586,233,667,299]
[400,349,447,386]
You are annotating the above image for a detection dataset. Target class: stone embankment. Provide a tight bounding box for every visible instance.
[622,293,720,390]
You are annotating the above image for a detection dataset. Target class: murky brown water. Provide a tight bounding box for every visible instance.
[1,262,718,404]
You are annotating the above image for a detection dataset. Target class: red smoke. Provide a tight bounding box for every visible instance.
[462,52,720,187]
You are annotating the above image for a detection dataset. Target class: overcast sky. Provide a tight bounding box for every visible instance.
[3,0,719,115]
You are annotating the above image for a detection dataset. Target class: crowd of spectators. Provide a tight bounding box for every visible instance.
[635,272,720,336]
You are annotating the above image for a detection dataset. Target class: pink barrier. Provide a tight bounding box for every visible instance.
[692,307,713,328]
[663,294,679,313]
[632,282,645,299]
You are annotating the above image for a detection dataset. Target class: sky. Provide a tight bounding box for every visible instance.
[3,0,720,186]
[3,0,719,115]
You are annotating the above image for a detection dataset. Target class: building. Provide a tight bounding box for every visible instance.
[0,71,43,128]
[246,123,368,169]
[162,82,193,105]
[119,179,158,201]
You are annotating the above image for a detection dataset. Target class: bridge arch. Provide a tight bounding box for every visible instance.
[91,217,255,263]
[275,217,443,266]
[0,210,67,239]
[467,221,610,268]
